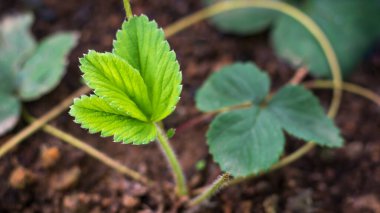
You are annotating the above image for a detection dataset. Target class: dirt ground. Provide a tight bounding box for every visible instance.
[1,0,380,212]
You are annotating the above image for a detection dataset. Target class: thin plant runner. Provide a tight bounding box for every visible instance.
[69,0,345,208]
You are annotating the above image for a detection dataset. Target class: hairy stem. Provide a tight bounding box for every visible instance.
[188,174,230,207]
[155,123,188,196]
[0,86,90,158]
[23,111,152,185]
[123,0,133,19]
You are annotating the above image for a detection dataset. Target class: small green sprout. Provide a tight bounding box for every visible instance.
[195,160,207,171]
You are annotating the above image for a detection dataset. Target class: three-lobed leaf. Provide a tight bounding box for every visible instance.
[70,15,182,144]
[197,62,343,177]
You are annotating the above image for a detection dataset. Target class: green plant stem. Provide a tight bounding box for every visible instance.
[188,174,230,207]
[0,86,90,159]
[228,143,316,186]
[123,0,133,19]
[23,111,152,185]
[155,123,188,196]
[306,80,380,106]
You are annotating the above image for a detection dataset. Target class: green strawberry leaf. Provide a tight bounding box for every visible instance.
[267,85,343,147]
[203,0,278,35]
[0,93,21,136]
[69,95,156,145]
[207,107,285,177]
[0,13,36,92]
[196,63,269,112]
[80,51,151,122]
[71,15,182,144]
[271,0,380,77]
[114,15,182,122]
[198,63,343,176]
[16,33,78,101]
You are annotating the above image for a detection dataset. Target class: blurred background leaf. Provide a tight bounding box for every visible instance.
[203,0,380,78]
[0,13,36,92]
[272,0,380,77]
[16,33,78,101]
[0,94,21,136]
[203,0,279,35]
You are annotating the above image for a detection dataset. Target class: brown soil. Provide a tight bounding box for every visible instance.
[1,0,380,212]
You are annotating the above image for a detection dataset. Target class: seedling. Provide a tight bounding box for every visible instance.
[0,13,78,135]
[69,14,185,194]
[69,0,344,208]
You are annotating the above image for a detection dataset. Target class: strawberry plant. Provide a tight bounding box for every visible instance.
[0,13,78,135]
[196,62,342,176]
[69,14,186,194]
[69,0,346,208]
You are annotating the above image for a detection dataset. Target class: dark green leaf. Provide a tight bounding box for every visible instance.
[196,62,269,112]
[267,85,343,147]
[207,107,285,177]
[199,63,343,176]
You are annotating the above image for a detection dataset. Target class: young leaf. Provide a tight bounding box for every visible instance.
[0,93,21,136]
[272,0,380,77]
[0,13,36,92]
[203,0,278,35]
[16,33,78,101]
[69,95,156,144]
[196,63,269,112]
[267,85,343,147]
[166,128,176,139]
[207,107,285,177]
[114,15,182,122]
[71,15,182,144]
[80,51,151,122]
